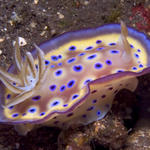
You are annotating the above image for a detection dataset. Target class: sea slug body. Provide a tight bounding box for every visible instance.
[0,21,150,135]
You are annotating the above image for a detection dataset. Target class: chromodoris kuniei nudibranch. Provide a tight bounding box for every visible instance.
[0,21,150,135]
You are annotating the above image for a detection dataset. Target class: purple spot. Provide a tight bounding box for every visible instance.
[109,43,116,46]
[51,65,55,68]
[58,55,62,59]
[97,47,104,51]
[139,64,143,68]
[105,104,110,108]
[91,90,97,94]
[60,85,66,92]
[132,67,137,70]
[94,62,103,69]
[22,113,26,116]
[8,106,14,110]
[101,95,106,98]
[69,46,76,51]
[67,57,76,63]
[67,80,75,88]
[51,55,58,61]
[7,94,11,99]
[117,70,124,73]
[40,112,45,116]
[87,106,94,111]
[87,54,97,60]
[32,95,41,101]
[96,40,102,44]
[108,87,113,90]
[35,64,38,69]
[134,53,139,58]
[97,111,101,116]
[73,65,83,72]
[28,108,36,113]
[72,94,79,100]
[92,99,97,103]
[106,60,112,65]
[130,44,134,48]
[51,100,60,106]
[45,60,50,65]
[49,84,56,91]
[137,49,141,52]
[58,62,62,66]
[53,116,57,119]
[55,69,63,76]
[110,50,119,54]
[67,113,73,117]
[63,104,68,107]
[82,114,87,118]
[78,52,85,56]
[85,46,93,50]
[12,113,19,118]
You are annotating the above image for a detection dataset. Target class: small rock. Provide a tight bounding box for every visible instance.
[34,0,39,4]
[30,21,37,28]
[0,38,4,43]
[57,12,64,19]
[84,0,90,5]
[40,31,46,36]
[11,12,22,23]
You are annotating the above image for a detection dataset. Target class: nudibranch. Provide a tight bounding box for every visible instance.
[0,21,150,135]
